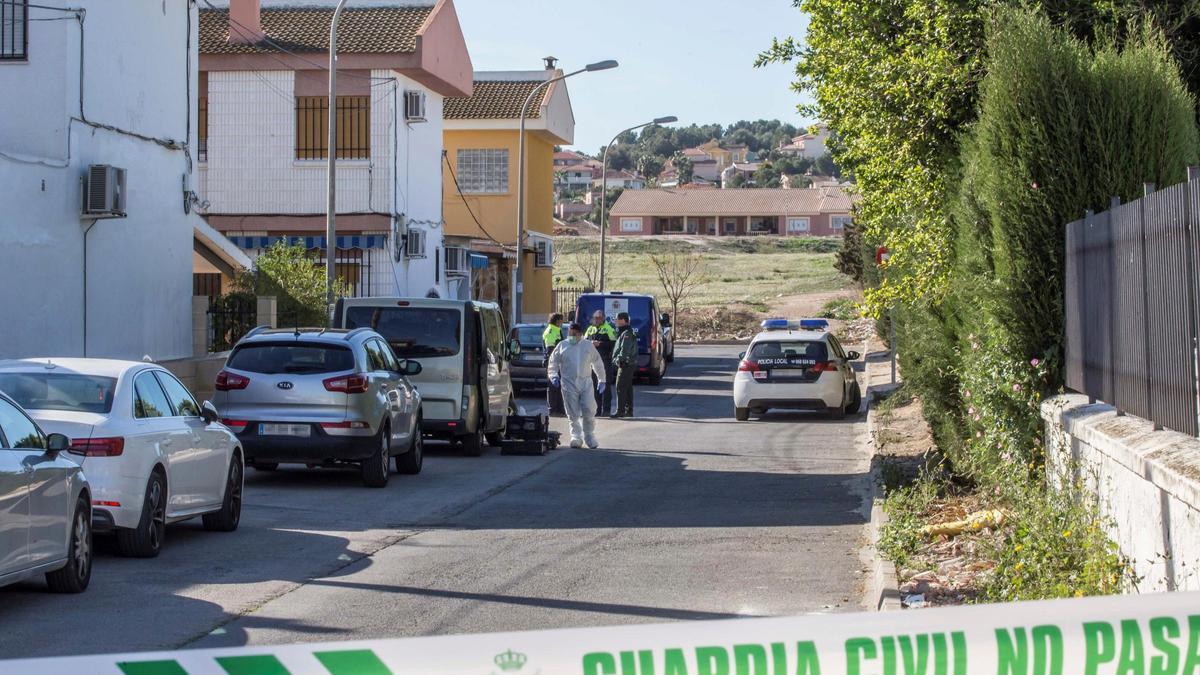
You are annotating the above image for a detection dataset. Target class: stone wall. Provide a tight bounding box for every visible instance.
[1042,394,1200,591]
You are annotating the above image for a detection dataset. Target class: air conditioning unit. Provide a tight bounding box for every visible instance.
[404,90,427,122]
[82,165,127,218]
[534,239,553,268]
[444,246,469,277]
[405,229,427,258]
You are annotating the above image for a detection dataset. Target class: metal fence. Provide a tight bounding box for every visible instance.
[207,294,258,353]
[552,286,592,318]
[1064,174,1200,435]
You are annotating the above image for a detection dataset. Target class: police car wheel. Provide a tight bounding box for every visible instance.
[735,407,750,422]
[844,383,862,415]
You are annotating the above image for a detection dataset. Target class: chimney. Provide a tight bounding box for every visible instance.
[543,56,558,71]
[228,0,265,45]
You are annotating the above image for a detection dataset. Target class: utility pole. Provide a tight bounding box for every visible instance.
[325,0,351,318]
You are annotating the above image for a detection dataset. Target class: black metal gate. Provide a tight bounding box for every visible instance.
[1063,176,1200,435]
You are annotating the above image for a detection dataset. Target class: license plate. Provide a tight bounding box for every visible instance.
[770,369,811,379]
[259,423,311,437]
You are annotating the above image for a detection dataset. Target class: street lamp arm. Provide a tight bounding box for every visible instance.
[598,116,677,292]
[512,59,618,325]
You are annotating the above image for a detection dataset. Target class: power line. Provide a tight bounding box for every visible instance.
[442,152,513,250]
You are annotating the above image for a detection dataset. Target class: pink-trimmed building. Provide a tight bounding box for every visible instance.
[608,187,856,237]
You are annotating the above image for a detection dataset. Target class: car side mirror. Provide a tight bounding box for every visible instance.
[738,351,746,360]
[660,313,671,327]
[846,351,861,361]
[46,433,70,454]
[402,360,423,376]
[508,339,522,359]
[201,400,220,424]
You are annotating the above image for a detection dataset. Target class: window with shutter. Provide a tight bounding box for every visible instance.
[295,96,371,160]
[1,0,28,61]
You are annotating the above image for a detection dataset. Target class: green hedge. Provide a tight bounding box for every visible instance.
[899,8,1200,479]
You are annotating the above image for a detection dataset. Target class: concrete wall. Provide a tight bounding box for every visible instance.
[1042,394,1200,592]
[0,0,200,361]
[160,353,230,407]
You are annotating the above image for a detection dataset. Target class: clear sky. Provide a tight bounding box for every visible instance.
[452,0,815,154]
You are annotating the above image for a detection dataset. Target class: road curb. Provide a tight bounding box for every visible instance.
[862,339,902,612]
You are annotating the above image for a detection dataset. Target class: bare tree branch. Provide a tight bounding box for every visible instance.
[649,251,709,337]
[557,238,601,289]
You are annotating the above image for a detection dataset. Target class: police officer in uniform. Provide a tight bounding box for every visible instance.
[584,310,617,416]
[543,313,565,416]
[612,312,638,418]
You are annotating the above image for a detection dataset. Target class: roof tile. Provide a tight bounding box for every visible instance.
[199,6,432,55]
[609,187,857,217]
[443,79,548,120]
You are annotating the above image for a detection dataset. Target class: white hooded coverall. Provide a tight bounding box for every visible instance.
[547,337,607,445]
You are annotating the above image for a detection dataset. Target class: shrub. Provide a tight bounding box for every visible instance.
[819,297,858,321]
[235,242,349,328]
[944,8,1199,472]
[983,474,1133,601]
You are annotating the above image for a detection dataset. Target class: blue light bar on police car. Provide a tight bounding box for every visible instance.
[761,318,790,331]
[799,319,829,331]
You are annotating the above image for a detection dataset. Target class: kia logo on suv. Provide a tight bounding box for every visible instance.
[277,382,294,390]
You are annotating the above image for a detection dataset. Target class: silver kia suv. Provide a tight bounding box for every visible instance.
[212,328,423,487]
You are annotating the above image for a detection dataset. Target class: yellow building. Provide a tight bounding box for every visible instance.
[697,139,750,170]
[442,66,576,324]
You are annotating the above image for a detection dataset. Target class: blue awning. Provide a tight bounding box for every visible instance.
[227,235,386,250]
[469,253,489,269]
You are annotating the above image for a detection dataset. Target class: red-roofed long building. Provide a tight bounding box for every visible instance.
[608,187,856,237]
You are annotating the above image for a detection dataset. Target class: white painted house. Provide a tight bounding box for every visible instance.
[779,123,831,159]
[197,0,473,299]
[0,0,245,360]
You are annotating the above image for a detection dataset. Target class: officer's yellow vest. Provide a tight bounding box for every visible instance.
[584,323,616,341]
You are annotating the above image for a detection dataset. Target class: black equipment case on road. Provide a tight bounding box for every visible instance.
[500,413,560,456]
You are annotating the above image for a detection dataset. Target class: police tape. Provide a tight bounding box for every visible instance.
[4,592,1199,674]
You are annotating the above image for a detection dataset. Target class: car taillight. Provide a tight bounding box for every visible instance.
[221,419,249,432]
[320,421,369,429]
[812,361,838,373]
[69,437,125,457]
[737,359,759,372]
[215,370,250,391]
[323,374,369,393]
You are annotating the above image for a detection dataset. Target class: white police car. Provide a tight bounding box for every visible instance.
[732,319,862,421]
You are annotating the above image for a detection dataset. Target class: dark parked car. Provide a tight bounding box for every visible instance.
[509,324,549,391]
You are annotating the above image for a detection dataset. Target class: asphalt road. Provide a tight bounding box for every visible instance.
[0,344,871,659]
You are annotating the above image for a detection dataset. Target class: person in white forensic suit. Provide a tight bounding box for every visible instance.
[547,322,608,448]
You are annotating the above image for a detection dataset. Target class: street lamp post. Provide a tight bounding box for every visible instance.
[325,0,351,316]
[512,59,618,326]
[598,116,677,291]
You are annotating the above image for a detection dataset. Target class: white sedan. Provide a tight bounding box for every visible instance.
[0,359,243,557]
[733,321,862,421]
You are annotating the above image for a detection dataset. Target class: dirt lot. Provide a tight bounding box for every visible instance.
[555,235,862,341]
